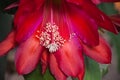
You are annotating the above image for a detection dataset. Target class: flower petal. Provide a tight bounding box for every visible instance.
[82,2,118,34]
[78,70,85,80]
[67,4,99,46]
[15,11,43,43]
[14,0,36,27]
[110,15,120,24]
[14,0,44,43]
[0,31,15,56]
[66,0,85,5]
[82,37,111,64]
[92,0,120,4]
[55,15,70,40]
[100,0,120,2]
[49,54,67,80]
[15,35,43,74]
[42,2,70,40]
[14,0,44,28]
[41,50,49,74]
[54,38,84,77]
[92,0,101,4]
[110,14,120,30]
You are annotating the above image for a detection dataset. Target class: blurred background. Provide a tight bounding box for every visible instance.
[0,2,120,80]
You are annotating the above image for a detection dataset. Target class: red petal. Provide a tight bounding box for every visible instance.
[82,2,118,34]
[78,70,85,80]
[110,14,120,28]
[66,0,85,5]
[67,0,120,5]
[110,15,120,31]
[54,38,84,77]
[20,0,44,7]
[111,14,120,24]
[49,54,67,80]
[53,13,70,40]
[14,1,35,27]
[41,50,49,74]
[82,36,111,64]
[100,0,120,2]
[92,0,101,4]
[43,2,70,40]
[15,11,43,43]
[92,0,120,4]
[0,31,15,56]
[15,35,43,74]
[14,0,44,28]
[67,4,99,46]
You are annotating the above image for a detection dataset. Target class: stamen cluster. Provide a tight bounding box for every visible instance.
[36,22,66,53]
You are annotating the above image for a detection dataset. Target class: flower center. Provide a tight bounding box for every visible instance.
[36,22,66,53]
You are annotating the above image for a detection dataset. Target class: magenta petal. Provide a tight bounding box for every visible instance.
[14,0,44,28]
[66,0,85,5]
[67,4,99,46]
[54,38,84,77]
[92,0,120,4]
[83,36,111,64]
[15,35,43,74]
[14,0,44,43]
[0,31,15,56]
[15,11,43,43]
[49,54,67,80]
[100,0,120,2]
[92,0,101,4]
[82,2,118,34]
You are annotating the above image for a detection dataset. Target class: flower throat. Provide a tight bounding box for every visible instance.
[35,0,66,53]
[36,22,66,53]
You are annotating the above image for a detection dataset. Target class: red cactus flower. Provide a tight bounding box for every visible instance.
[0,0,119,80]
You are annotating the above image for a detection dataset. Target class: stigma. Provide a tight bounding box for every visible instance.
[36,22,66,53]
